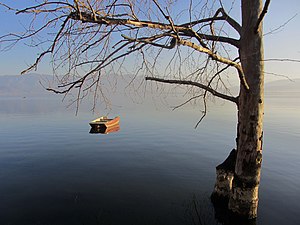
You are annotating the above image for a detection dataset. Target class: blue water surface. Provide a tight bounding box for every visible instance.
[0,95,299,225]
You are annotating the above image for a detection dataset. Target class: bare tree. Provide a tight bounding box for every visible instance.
[0,0,272,219]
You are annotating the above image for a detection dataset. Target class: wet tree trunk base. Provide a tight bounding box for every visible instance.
[211,149,236,204]
[229,185,259,219]
[211,149,260,220]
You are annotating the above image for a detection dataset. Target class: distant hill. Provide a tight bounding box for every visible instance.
[0,73,299,98]
[265,79,300,96]
[0,74,55,97]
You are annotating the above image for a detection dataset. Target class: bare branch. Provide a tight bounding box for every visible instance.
[180,7,241,35]
[172,94,204,111]
[204,59,238,98]
[69,11,239,47]
[145,77,238,104]
[120,31,244,88]
[195,97,207,129]
[180,8,242,34]
[218,8,242,35]
[263,71,294,81]
[0,2,15,10]
[16,1,75,14]
[0,1,249,109]
[122,33,175,49]
[264,14,297,36]
[176,38,249,90]
[21,15,71,74]
[181,30,240,48]
[263,58,300,63]
[255,0,271,33]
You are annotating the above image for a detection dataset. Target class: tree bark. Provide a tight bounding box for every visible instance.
[228,0,264,219]
[212,0,264,219]
[211,149,236,202]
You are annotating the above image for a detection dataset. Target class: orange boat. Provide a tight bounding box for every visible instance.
[89,116,120,129]
[90,124,120,134]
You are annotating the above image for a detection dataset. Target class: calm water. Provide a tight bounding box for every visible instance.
[0,95,299,225]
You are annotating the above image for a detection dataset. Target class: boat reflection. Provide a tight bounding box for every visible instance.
[89,116,120,129]
[89,124,120,135]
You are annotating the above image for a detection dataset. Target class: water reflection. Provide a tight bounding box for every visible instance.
[184,195,257,225]
[89,124,120,134]
[212,200,257,225]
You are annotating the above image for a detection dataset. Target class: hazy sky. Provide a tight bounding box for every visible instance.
[0,0,299,82]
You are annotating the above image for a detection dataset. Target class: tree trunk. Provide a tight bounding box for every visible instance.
[228,0,264,219]
[212,0,264,219]
[211,149,236,203]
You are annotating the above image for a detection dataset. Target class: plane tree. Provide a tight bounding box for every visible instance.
[0,0,272,219]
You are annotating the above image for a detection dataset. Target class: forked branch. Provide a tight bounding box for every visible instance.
[0,1,248,107]
[255,0,271,33]
[69,11,240,48]
[181,7,242,35]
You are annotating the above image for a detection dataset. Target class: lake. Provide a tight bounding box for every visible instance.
[0,93,299,225]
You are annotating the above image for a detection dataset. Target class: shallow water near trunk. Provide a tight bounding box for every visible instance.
[0,93,299,225]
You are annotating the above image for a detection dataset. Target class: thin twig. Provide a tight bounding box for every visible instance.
[172,94,204,111]
[263,58,300,63]
[145,77,238,104]
[264,13,297,36]
[195,97,207,129]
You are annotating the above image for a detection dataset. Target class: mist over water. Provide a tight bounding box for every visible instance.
[0,91,299,225]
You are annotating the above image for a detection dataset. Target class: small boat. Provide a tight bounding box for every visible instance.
[89,116,120,129]
[90,124,120,134]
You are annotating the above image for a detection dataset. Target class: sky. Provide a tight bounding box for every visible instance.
[0,0,299,83]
